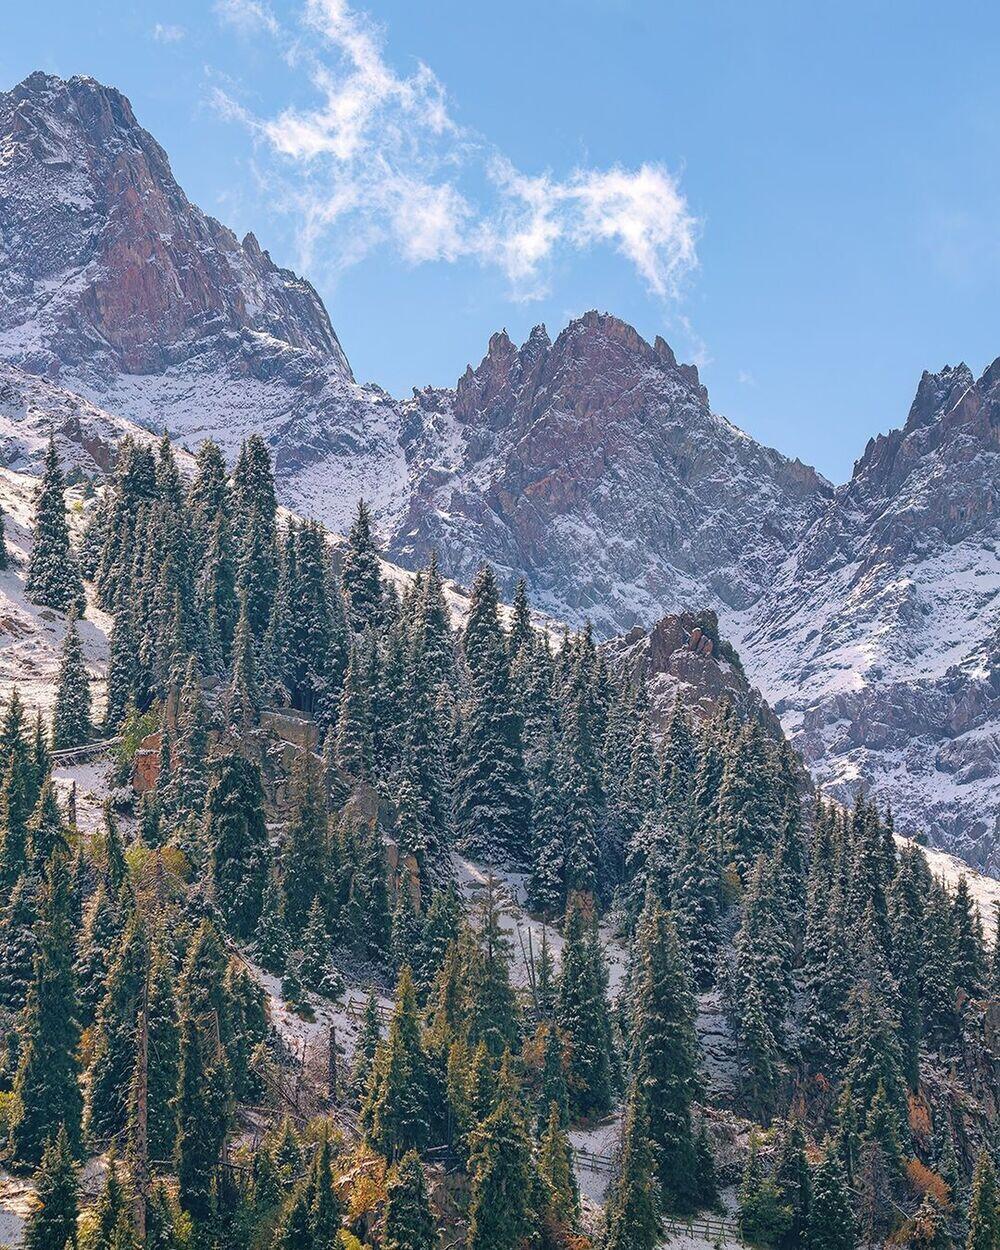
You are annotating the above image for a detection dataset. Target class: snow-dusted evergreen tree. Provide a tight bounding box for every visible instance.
[10,852,82,1164]
[557,898,613,1120]
[51,616,92,749]
[603,1083,661,1250]
[454,565,531,866]
[26,439,84,616]
[342,500,384,634]
[205,749,269,939]
[0,503,9,571]
[630,897,703,1214]
[363,966,431,1156]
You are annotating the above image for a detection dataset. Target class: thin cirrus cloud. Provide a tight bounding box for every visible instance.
[212,0,699,301]
[152,22,187,43]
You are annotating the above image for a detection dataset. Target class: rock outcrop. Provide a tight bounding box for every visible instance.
[1,70,998,865]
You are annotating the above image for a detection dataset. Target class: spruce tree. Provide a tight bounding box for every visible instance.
[557,900,613,1121]
[26,438,84,616]
[0,871,40,1013]
[362,966,430,1157]
[455,566,531,866]
[466,1098,534,1250]
[51,616,93,748]
[342,500,384,633]
[281,752,329,939]
[967,1150,999,1250]
[0,502,8,571]
[603,1084,661,1250]
[738,1131,792,1247]
[24,1125,79,1250]
[631,899,701,1214]
[27,779,68,870]
[175,1013,230,1222]
[350,989,383,1105]
[537,1100,578,1229]
[10,853,83,1165]
[86,910,148,1141]
[257,871,290,974]
[383,1149,436,1250]
[205,750,269,939]
[806,1148,855,1250]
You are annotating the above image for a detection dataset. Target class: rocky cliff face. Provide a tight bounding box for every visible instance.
[1,71,998,864]
[0,72,407,517]
[392,313,830,633]
[735,361,1000,868]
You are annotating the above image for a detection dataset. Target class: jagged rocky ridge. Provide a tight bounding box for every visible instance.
[0,71,998,864]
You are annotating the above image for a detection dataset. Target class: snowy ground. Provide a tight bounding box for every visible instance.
[897,835,1000,939]
[451,854,629,996]
[0,1176,32,1249]
[0,467,109,720]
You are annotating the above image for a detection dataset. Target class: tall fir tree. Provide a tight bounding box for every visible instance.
[24,1125,79,1250]
[51,616,92,749]
[26,439,84,616]
[383,1149,436,1250]
[205,750,270,939]
[630,899,702,1214]
[603,1083,661,1250]
[10,852,83,1165]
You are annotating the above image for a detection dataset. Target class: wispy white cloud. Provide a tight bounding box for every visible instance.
[211,0,699,302]
[153,22,187,43]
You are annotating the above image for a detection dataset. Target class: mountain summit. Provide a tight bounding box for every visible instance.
[1,71,998,863]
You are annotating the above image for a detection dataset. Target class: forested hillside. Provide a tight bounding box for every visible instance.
[0,434,997,1250]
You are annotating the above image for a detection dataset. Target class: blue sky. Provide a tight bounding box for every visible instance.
[5,0,1000,482]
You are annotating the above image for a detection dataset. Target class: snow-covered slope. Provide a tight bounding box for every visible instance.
[0,466,109,718]
[1,70,999,864]
[734,363,1000,868]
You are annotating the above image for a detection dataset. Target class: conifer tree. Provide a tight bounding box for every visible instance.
[363,966,430,1157]
[52,616,92,748]
[466,879,520,1059]
[188,439,228,555]
[630,899,702,1213]
[603,1084,661,1250]
[806,1149,855,1250]
[773,1120,811,1250]
[104,602,138,730]
[196,511,238,670]
[0,870,39,1013]
[86,910,148,1141]
[231,435,277,557]
[175,1014,230,1222]
[24,1125,79,1250]
[0,502,8,572]
[89,1152,132,1250]
[26,439,84,616]
[454,565,532,866]
[27,778,67,869]
[383,1149,436,1250]
[0,692,31,872]
[10,853,83,1164]
[301,896,338,995]
[466,1098,534,1250]
[738,1131,792,1248]
[537,1100,578,1229]
[257,872,290,974]
[205,750,269,939]
[142,946,181,1163]
[281,752,329,939]
[169,659,209,822]
[557,900,613,1121]
[342,500,384,633]
[350,989,382,1105]
[967,1150,999,1250]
